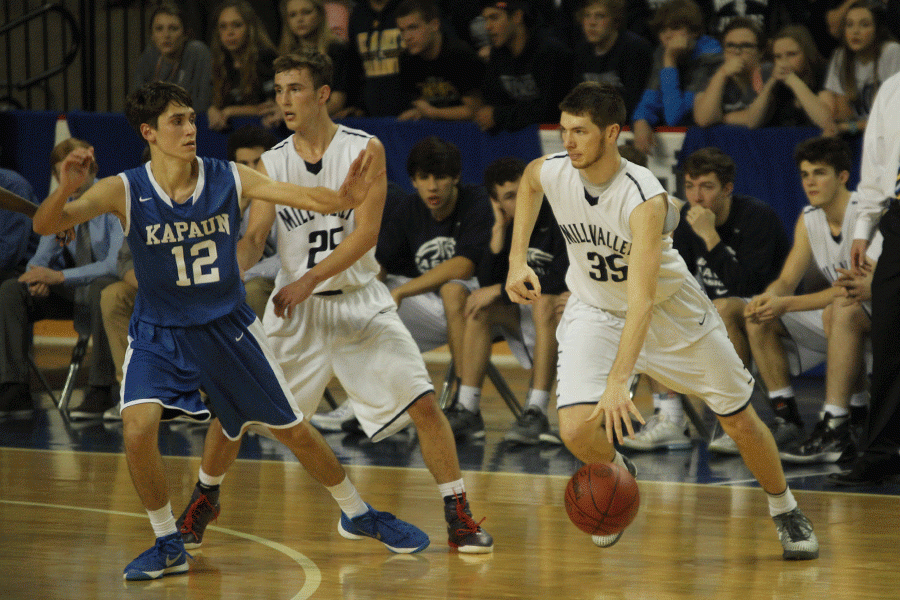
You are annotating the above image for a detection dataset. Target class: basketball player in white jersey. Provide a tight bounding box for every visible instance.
[32,81,429,581]
[739,136,881,464]
[506,81,819,560]
[176,50,493,553]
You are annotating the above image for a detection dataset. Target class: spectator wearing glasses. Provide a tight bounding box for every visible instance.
[693,17,773,127]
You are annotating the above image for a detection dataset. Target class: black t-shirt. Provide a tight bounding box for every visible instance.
[399,35,484,108]
[221,47,277,107]
[481,30,573,131]
[477,199,569,302]
[672,195,790,299]
[573,31,654,122]
[346,0,405,116]
[376,184,492,278]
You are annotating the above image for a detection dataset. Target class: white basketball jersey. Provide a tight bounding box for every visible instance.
[540,153,696,310]
[802,192,861,284]
[261,125,379,293]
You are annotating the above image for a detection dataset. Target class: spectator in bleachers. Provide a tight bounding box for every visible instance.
[555,0,654,49]
[376,136,492,382]
[630,0,721,154]
[693,18,772,127]
[131,2,212,113]
[396,0,485,122]
[344,0,405,117]
[572,0,653,122]
[449,157,569,443]
[436,0,490,58]
[474,0,573,132]
[207,0,279,130]
[278,0,349,116]
[624,147,790,450]
[820,0,900,136]
[0,168,39,285]
[738,25,835,131]
[0,138,123,420]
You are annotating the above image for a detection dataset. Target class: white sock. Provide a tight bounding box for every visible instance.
[850,392,869,407]
[658,394,684,423]
[769,386,794,399]
[611,451,628,472]
[767,487,798,517]
[198,467,225,487]
[325,476,368,518]
[457,385,481,413]
[821,404,848,419]
[438,478,466,501]
[147,502,178,538]
[526,389,550,413]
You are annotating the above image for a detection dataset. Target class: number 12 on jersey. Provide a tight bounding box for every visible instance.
[172,240,220,286]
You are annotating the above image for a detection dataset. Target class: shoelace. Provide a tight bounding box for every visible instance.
[778,513,810,541]
[452,492,485,536]
[180,495,218,535]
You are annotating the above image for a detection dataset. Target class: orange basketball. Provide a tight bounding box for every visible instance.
[564,462,640,536]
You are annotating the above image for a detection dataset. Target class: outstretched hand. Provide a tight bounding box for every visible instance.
[338,149,384,210]
[586,381,645,445]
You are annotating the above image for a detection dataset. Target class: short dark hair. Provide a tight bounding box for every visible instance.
[721,16,763,46]
[793,136,852,175]
[406,136,462,179]
[125,81,193,133]
[227,125,279,161]
[559,81,626,129]
[273,48,333,90]
[682,147,736,186]
[483,157,526,198]
[649,0,705,36]
[396,0,440,22]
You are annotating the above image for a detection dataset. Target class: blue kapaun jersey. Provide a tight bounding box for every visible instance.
[119,157,245,327]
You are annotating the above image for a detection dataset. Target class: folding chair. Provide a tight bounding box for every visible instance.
[438,359,524,420]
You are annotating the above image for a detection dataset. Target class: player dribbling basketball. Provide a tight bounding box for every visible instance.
[506,81,819,560]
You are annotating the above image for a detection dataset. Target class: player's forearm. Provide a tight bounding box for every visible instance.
[397,256,473,298]
[273,183,349,215]
[33,184,78,236]
[609,298,652,386]
[306,229,377,286]
[236,234,266,273]
[784,286,842,313]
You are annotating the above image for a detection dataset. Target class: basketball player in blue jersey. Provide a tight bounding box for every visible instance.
[174,49,493,554]
[505,82,819,560]
[32,81,430,581]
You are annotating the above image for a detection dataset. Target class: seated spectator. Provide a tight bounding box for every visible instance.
[0,138,123,420]
[706,0,787,39]
[694,17,773,127]
[0,168,39,284]
[714,137,878,459]
[278,0,349,116]
[555,0,653,48]
[820,0,900,135]
[437,0,490,57]
[131,2,212,113]
[447,158,569,443]
[740,24,835,131]
[396,0,485,122]
[631,0,722,154]
[624,147,789,450]
[227,125,281,318]
[572,0,654,122]
[475,0,573,132]
[377,136,492,372]
[207,0,279,131]
[344,0,405,117]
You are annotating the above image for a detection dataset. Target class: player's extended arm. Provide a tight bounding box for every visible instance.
[506,157,546,304]
[33,147,125,236]
[589,195,666,442]
[237,196,276,273]
[237,146,379,215]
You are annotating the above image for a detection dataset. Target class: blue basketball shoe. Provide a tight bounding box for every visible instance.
[123,532,190,581]
[338,504,430,554]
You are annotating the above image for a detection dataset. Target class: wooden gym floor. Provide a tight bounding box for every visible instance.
[1,339,898,599]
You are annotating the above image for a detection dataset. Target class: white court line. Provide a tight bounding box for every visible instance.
[0,498,321,600]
